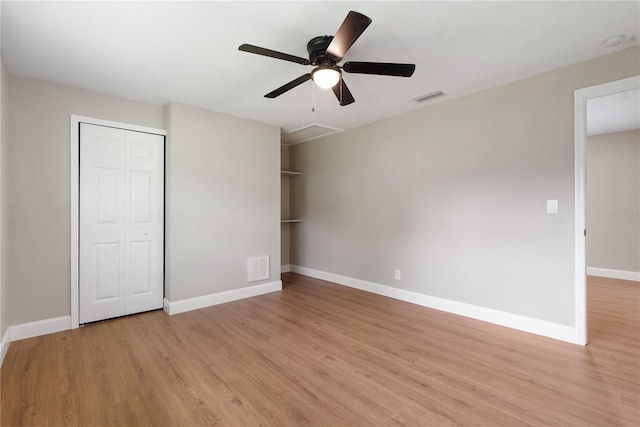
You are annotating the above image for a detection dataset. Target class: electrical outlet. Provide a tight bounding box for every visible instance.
[394,269,401,280]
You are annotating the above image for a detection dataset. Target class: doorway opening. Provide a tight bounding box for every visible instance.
[573,75,640,345]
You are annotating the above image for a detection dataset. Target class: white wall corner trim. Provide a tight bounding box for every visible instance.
[281,264,292,273]
[290,266,580,345]
[587,267,640,282]
[0,328,10,367]
[163,281,282,315]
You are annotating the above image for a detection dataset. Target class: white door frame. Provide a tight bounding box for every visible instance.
[70,115,166,329]
[573,75,640,345]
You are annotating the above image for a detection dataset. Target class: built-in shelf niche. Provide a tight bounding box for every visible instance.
[281,144,301,272]
[281,170,302,223]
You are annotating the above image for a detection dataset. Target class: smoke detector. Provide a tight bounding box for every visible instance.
[603,35,626,48]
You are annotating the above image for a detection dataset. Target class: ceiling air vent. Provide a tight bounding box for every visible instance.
[414,91,446,103]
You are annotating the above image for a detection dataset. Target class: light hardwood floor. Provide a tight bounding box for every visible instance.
[1,273,638,426]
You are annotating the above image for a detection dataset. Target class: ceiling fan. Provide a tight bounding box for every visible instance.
[238,11,416,106]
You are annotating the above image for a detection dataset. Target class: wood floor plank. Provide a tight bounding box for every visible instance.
[1,273,638,426]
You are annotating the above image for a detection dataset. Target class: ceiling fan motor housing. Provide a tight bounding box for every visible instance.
[307,36,335,65]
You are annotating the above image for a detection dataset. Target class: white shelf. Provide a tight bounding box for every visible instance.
[281,219,302,223]
[281,170,302,176]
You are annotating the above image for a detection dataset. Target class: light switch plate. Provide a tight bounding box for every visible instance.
[547,200,558,214]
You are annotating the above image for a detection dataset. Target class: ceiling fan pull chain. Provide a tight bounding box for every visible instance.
[311,82,316,112]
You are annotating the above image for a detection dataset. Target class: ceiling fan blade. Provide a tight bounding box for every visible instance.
[326,11,372,61]
[343,62,416,77]
[265,74,312,98]
[239,44,311,65]
[331,79,355,106]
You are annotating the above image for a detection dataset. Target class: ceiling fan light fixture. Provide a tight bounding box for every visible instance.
[312,67,341,89]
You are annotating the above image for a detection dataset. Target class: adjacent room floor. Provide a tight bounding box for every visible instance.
[1,274,638,426]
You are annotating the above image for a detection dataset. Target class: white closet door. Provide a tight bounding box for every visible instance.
[79,123,164,324]
[123,129,164,315]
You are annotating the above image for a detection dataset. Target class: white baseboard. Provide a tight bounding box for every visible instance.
[587,267,640,282]
[10,315,71,341]
[0,315,72,368]
[290,265,579,345]
[0,328,10,367]
[281,264,292,273]
[164,280,282,315]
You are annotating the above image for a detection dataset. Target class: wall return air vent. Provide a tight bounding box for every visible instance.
[247,255,270,283]
[414,91,446,103]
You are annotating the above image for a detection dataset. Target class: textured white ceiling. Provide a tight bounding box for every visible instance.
[2,1,639,136]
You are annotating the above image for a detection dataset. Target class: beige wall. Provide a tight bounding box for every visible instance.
[290,46,640,327]
[165,103,280,301]
[0,56,8,338]
[5,75,280,327]
[7,75,165,325]
[587,129,640,272]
